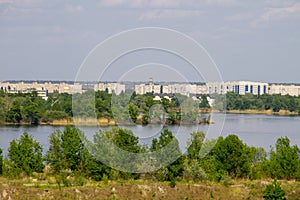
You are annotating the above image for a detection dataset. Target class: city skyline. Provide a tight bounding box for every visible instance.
[1,79,300,85]
[2,80,300,97]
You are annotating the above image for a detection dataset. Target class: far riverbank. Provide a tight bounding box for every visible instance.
[0,109,298,126]
[221,109,298,116]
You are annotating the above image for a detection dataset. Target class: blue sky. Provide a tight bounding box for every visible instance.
[0,0,300,83]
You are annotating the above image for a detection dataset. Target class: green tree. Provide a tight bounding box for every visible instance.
[268,137,300,179]
[5,102,22,123]
[128,102,138,123]
[248,147,267,180]
[45,126,89,173]
[212,135,251,178]
[45,130,65,174]
[161,98,171,111]
[23,102,41,125]
[187,131,205,160]
[91,127,143,179]
[183,159,207,181]
[287,97,298,112]
[167,112,176,125]
[111,128,141,153]
[142,113,149,125]
[8,132,44,176]
[199,95,211,109]
[271,95,282,112]
[150,129,184,180]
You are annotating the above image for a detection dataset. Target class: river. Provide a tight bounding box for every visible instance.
[0,113,299,156]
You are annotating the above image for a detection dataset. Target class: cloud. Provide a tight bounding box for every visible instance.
[252,2,300,26]
[139,9,203,20]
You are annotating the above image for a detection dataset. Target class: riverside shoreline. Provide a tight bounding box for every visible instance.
[0,109,298,126]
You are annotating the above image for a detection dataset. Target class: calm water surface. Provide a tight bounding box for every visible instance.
[0,114,299,156]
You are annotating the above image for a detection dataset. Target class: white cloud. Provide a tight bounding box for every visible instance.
[252,2,300,26]
[139,9,203,20]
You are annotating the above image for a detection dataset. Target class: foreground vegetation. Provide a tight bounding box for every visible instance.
[0,177,299,200]
[0,127,299,199]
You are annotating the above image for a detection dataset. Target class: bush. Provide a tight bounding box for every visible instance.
[169,176,176,188]
[263,179,286,200]
[183,159,208,182]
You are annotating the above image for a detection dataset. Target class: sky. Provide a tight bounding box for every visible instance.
[0,0,300,83]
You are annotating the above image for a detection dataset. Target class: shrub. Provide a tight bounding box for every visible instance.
[263,179,286,200]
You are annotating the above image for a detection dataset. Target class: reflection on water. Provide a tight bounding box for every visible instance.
[0,113,299,156]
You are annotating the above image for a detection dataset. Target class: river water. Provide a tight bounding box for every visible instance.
[0,113,299,156]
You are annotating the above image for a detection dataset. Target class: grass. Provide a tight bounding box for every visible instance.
[1,176,300,200]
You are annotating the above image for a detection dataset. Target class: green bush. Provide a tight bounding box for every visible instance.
[263,179,286,200]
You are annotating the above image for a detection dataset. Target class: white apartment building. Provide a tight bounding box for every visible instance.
[206,81,268,95]
[162,84,207,96]
[0,82,83,98]
[59,83,83,94]
[94,82,125,95]
[268,84,300,96]
[135,83,161,95]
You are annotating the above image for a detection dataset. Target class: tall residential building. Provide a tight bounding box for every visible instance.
[206,81,268,95]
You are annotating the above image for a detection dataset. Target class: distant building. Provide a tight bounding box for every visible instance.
[0,82,49,99]
[0,81,83,99]
[268,84,300,96]
[1,80,300,97]
[59,83,83,94]
[162,84,207,96]
[206,81,268,95]
[94,82,125,95]
[134,79,161,95]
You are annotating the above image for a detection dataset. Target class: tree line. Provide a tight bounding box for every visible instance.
[1,89,300,125]
[0,127,299,186]
[0,90,211,125]
[214,92,300,113]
